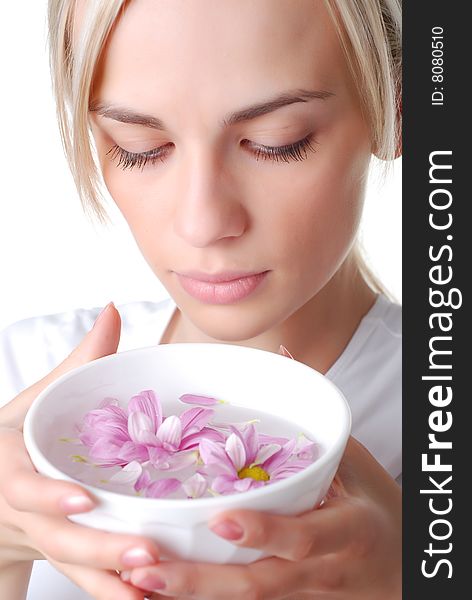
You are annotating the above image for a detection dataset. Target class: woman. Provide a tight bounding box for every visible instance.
[0,0,402,598]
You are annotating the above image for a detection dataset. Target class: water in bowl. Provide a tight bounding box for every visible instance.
[52,400,322,500]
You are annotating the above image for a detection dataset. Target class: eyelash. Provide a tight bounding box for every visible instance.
[106,134,317,171]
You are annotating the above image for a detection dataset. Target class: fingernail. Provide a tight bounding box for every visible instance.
[59,495,95,514]
[209,519,244,541]
[121,547,157,568]
[132,573,166,591]
[279,345,294,359]
[93,301,114,328]
[120,570,131,582]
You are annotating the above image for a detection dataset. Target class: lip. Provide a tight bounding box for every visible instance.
[175,270,269,304]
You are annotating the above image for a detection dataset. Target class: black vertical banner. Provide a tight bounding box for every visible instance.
[403,1,469,597]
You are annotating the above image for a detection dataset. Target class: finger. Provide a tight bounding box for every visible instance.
[0,429,96,515]
[46,556,148,600]
[22,512,160,571]
[126,561,253,599]
[249,553,344,598]
[0,495,44,562]
[0,302,121,429]
[207,500,365,560]
[124,557,306,600]
[335,437,402,503]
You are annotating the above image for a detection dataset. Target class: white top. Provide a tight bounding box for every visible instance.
[0,294,401,600]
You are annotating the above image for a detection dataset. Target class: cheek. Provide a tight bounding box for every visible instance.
[258,130,369,283]
[91,125,166,242]
[100,163,173,267]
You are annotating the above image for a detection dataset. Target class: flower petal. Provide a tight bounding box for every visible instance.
[241,424,259,465]
[297,442,318,460]
[88,440,127,467]
[254,443,282,465]
[228,424,258,465]
[179,394,221,406]
[198,439,235,476]
[98,397,120,407]
[225,433,247,471]
[258,432,290,445]
[128,411,156,444]
[262,438,297,473]
[180,407,215,436]
[128,390,163,432]
[180,427,226,450]
[148,446,172,469]
[144,478,182,498]
[78,404,129,446]
[211,474,239,494]
[156,415,182,450]
[209,419,260,432]
[135,469,151,492]
[294,434,319,460]
[183,473,208,499]
[109,461,143,485]
[270,459,313,480]
[166,450,199,472]
[233,477,265,492]
[117,441,150,463]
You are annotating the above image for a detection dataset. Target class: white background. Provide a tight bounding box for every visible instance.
[0,2,401,332]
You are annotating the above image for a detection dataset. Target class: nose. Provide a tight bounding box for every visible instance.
[173,147,248,247]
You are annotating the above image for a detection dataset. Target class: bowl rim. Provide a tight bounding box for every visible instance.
[23,343,352,509]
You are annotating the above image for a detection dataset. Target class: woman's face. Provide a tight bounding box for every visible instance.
[88,0,372,341]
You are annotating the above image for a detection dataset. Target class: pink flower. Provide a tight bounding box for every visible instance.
[77,398,130,467]
[78,391,224,469]
[198,424,313,495]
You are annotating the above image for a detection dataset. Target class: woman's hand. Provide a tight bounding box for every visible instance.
[120,436,401,600]
[0,303,160,600]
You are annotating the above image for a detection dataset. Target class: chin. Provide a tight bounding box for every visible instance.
[186,304,279,343]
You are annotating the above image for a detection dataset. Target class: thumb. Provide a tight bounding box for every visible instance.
[58,301,121,372]
[0,302,121,428]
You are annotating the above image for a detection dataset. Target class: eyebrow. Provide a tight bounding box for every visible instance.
[89,89,335,130]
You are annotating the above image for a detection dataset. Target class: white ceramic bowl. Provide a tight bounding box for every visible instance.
[23,343,351,564]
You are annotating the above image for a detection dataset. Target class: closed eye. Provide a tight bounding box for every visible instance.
[106,134,317,171]
[243,134,317,163]
[106,143,171,171]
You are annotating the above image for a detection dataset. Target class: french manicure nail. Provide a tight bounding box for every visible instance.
[59,495,95,514]
[93,301,114,328]
[209,519,244,541]
[279,345,294,359]
[121,547,156,568]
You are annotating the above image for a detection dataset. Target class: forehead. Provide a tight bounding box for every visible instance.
[86,0,351,115]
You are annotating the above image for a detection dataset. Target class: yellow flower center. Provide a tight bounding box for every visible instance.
[238,465,270,482]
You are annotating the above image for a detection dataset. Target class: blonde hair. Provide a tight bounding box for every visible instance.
[47,0,401,297]
[324,0,401,163]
